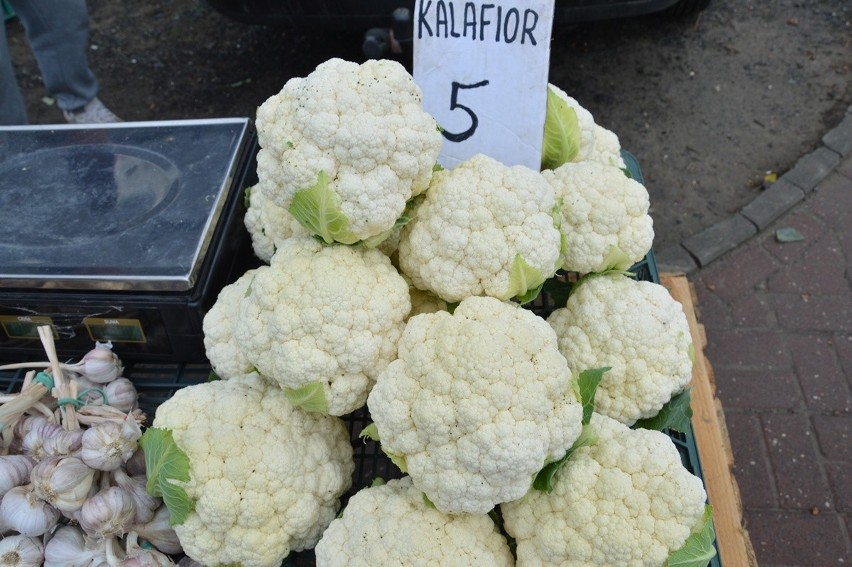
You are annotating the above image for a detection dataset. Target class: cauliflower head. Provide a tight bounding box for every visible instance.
[541,84,627,171]
[591,124,627,169]
[501,413,708,566]
[255,58,443,245]
[232,237,411,415]
[547,274,693,425]
[398,153,562,303]
[243,183,310,263]
[543,160,653,274]
[151,373,354,567]
[367,296,583,514]
[202,268,261,380]
[315,477,514,567]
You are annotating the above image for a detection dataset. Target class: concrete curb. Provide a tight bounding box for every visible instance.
[655,105,852,274]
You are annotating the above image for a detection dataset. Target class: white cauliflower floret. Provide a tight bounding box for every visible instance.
[367,296,583,514]
[255,58,442,245]
[547,274,693,425]
[232,237,411,415]
[591,124,627,169]
[243,183,310,263]
[151,373,354,567]
[202,268,261,379]
[544,160,653,274]
[315,477,514,567]
[398,153,562,303]
[501,413,708,566]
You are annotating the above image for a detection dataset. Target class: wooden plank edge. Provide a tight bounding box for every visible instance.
[661,272,757,567]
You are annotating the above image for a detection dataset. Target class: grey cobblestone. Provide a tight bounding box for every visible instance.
[782,146,841,190]
[740,178,805,230]
[681,214,757,267]
[822,112,852,156]
[653,244,699,274]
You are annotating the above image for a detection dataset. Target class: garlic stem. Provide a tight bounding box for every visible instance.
[38,326,80,431]
[0,371,52,433]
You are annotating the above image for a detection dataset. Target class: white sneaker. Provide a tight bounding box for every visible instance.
[63,98,121,124]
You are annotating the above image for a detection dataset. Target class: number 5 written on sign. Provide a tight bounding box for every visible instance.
[442,80,490,142]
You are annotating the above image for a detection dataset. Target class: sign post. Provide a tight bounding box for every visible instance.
[413,0,556,170]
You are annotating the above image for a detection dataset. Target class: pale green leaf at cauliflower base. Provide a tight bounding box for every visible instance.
[367,296,583,515]
[202,268,261,379]
[547,274,693,426]
[243,182,311,263]
[501,413,708,567]
[407,286,449,319]
[398,153,562,303]
[254,57,443,244]
[232,237,411,416]
[543,160,654,275]
[315,477,514,567]
[151,372,354,567]
[542,84,627,171]
[541,84,598,168]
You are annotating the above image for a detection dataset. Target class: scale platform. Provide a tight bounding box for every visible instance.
[0,118,258,362]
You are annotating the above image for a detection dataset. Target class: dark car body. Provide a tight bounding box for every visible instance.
[204,0,710,30]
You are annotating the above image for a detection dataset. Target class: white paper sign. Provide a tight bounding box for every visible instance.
[413,0,555,169]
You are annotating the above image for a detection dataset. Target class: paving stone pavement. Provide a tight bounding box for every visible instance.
[661,109,851,566]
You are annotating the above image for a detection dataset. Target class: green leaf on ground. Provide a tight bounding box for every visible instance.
[775,227,805,243]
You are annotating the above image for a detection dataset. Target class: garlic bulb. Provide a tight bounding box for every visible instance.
[121,532,176,567]
[0,485,60,536]
[78,377,137,413]
[0,534,44,566]
[30,456,96,513]
[79,486,136,539]
[11,416,50,453]
[0,455,36,498]
[42,429,85,459]
[111,467,158,524]
[103,378,139,413]
[20,420,63,461]
[132,504,182,555]
[81,419,142,471]
[124,449,146,477]
[44,525,100,567]
[76,343,123,384]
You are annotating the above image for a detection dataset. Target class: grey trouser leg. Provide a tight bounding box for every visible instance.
[7,0,98,112]
[1,12,28,125]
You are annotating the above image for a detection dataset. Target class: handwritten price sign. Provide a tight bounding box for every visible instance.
[413,0,555,169]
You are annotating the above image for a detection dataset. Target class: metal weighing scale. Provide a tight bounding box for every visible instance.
[0,118,258,362]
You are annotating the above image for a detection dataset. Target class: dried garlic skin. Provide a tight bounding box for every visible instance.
[0,455,36,498]
[29,456,95,513]
[0,485,60,537]
[80,420,142,471]
[0,533,44,566]
[79,486,136,539]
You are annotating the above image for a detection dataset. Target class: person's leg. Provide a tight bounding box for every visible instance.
[8,0,97,112]
[0,14,28,125]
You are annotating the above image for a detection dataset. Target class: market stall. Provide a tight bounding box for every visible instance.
[0,0,755,564]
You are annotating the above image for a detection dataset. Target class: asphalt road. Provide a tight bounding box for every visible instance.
[6,0,851,250]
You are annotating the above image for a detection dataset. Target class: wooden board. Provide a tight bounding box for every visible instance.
[661,273,757,567]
